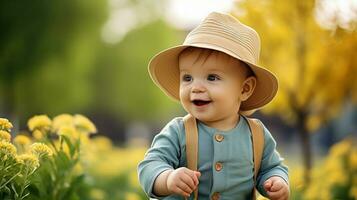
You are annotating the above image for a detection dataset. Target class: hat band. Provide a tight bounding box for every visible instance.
[184,33,256,65]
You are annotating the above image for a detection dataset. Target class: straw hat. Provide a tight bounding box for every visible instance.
[148,12,278,111]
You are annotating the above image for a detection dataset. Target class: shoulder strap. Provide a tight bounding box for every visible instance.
[183,114,199,200]
[183,115,264,200]
[246,117,265,200]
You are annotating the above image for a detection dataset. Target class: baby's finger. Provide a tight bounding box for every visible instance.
[264,179,272,191]
[267,188,285,199]
[170,181,190,198]
[181,171,196,189]
[270,181,283,192]
[177,179,193,194]
[194,171,201,184]
[174,187,191,198]
[184,170,199,186]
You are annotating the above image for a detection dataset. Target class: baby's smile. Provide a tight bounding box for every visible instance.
[192,99,212,106]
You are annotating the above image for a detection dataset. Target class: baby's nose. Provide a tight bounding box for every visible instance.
[191,81,206,93]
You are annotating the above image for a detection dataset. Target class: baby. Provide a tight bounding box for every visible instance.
[138,12,289,199]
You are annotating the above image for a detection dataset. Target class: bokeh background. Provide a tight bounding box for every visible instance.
[1,0,356,199]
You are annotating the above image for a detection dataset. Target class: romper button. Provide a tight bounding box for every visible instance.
[215,134,224,142]
[211,192,220,200]
[215,162,223,171]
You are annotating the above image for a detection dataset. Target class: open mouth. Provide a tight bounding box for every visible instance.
[192,100,212,106]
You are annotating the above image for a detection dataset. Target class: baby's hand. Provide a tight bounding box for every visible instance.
[166,167,201,198]
[263,176,290,200]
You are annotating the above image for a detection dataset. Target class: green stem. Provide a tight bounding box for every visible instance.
[16,167,35,200]
[0,171,21,190]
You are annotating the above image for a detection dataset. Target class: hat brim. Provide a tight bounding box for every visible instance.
[148,44,278,111]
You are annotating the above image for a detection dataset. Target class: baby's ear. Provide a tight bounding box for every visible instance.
[241,76,257,101]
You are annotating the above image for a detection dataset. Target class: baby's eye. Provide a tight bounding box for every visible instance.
[207,74,220,81]
[182,74,192,82]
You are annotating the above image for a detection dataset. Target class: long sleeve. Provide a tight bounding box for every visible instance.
[255,121,289,197]
[137,118,183,199]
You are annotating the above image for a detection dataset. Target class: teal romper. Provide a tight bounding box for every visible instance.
[137,115,289,199]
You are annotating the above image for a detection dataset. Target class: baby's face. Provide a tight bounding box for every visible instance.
[179,48,250,128]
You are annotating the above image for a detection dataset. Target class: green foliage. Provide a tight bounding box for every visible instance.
[1,114,149,199]
[28,136,82,200]
[93,20,183,120]
[0,0,107,118]
[0,114,95,199]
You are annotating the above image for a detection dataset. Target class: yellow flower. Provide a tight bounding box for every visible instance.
[124,192,140,200]
[90,189,106,200]
[58,126,79,139]
[328,167,348,186]
[289,167,304,191]
[330,139,352,158]
[28,115,52,132]
[73,163,83,174]
[0,130,11,142]
[52,114,74,131]
[350,185,357,200]
[349,148,357,170]
[32,130,44,140]
[15,155,25,165]
[31,143,53,157]
[0,118,13,132]
[91,136,113,152]
[0,141,17,157]
[13,135,32,146]
[256,194,269,200]
[74,114,97,134]
[129,169,140,188]
[17,154,40,172]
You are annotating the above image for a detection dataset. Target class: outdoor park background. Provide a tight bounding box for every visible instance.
[0,0,356,199]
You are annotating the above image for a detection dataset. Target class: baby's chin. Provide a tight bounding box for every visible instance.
[187,112,216,123]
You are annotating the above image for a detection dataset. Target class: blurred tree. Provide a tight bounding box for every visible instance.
[92,19,183,122]
[0,0,107,124]
[234,0,357,183]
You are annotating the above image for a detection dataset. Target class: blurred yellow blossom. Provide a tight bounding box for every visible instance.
[350,185,357,200]
[289,167,304,191]
[330,139,352,158]
[124,192,141,200]
[91,136,113,152]
[302,138,356,200]
[28,115,52,132]
[0,118,13,132]
[73,163,83,174]
[52,114,74,132]
[129,169,139,188]
[256,194,269,200]
[32,130,44,140]
[350,148,357,170]
[90,188,106,200]
[304,179,331,200]
[74,114,97,134]
[0,130,11,142]
[14,135,32,154]
[17,154,40,172]
[306,115,322,132]
[53,140,71,157]
[328,167,348,186]
[58,126,79,138]
[14,135,31,146]
[31,143,53,157]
